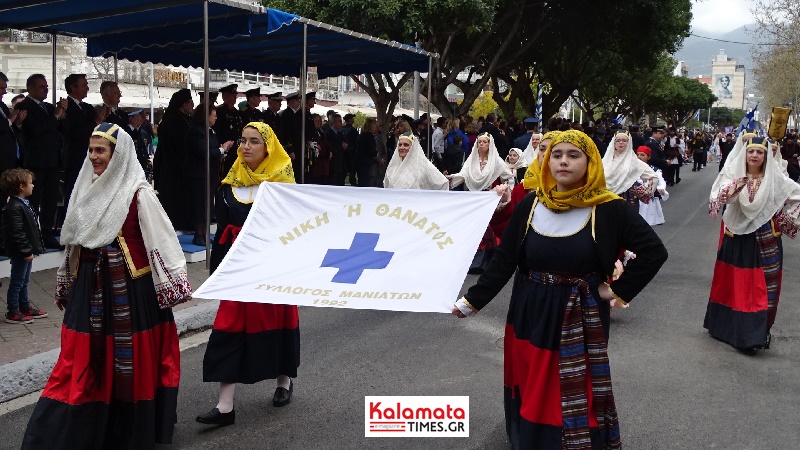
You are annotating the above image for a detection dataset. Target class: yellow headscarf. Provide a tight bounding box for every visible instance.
[221,122,295,187]
[522,131,562,191]
[536,130,620,212]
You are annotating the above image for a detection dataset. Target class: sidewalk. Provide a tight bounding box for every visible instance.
[0,260,215,401]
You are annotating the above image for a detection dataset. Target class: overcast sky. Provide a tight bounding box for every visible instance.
[691,0,754,35]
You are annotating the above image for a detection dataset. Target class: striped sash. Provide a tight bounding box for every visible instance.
[529,271,621,449]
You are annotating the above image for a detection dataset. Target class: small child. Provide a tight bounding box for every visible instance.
[1,168,47,324]
[635,146,669,226]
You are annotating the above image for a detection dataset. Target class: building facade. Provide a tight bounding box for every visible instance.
[710,49,746,109]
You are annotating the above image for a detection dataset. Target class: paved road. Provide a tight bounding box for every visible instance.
[2,166,799,449]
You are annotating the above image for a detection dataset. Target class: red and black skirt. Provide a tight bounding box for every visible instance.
[202,301,300,383]
[704,220,783,350]
[503,274,615,449]
[22,247,180,449]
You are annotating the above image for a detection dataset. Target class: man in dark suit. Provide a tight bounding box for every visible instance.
[645,126,668,172]
[0,72,24,216]
[630,125,645,149]
[97,81,128,130]
[513,117,538,149]
[479,113,508,158]
[341,113,359,186]
[325,113,348,186]
[0,72,21,171]
[17,74,66,248]
[61,73,97,204]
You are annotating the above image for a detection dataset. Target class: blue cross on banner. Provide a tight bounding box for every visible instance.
[320,233,394,284]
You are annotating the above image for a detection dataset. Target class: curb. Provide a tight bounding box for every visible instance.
[0,300,219,404]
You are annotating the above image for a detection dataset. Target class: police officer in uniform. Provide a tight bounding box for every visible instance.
[279,91,302,167]
[215,84,243,176]
[264,91,283,142]
[241,87,265,125]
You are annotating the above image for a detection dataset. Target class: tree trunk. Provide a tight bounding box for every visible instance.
[350,73,414,144]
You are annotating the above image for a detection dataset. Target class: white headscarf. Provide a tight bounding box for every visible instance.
[711,135,800,235]
[61,123,151,248]
[602,131,658,195]
[506,148,526,170]
[521,133,542,167]
[384,133,449,190]
[450,132,512,191]
[710,131,753,200]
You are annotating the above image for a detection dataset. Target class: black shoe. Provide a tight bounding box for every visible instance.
[43,235,64,250]
[676,178,681,184]
[196,407,235,426]
[737,347,757,356]
[192,235,206,246]
[273,380,293,407]
[691,169,696,172]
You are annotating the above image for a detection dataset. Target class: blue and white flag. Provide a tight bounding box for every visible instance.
[193,183,501,313]
[736,104,758,136]
[693,109,701,120]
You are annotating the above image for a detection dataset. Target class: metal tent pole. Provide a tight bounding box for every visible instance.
[427,56,432,159]
[300,23,308,184]
[413,39,420,119]
[51,33,56,104]
[203,0,211,267]
[113,54,118,83]
[149,63,154,124]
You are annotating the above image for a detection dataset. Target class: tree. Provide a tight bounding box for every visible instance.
[494,0,692,123]
[265,0,507,131]
[575,53,677,123]
[648,76,717,126]
[749,0,800,125]
[468,91,499,120]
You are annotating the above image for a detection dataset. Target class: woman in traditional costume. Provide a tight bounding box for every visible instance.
[197,122,300,426]
[383,132,448,190]
[520,132,542,169]
[509,131,561,208]
[602,131,658,209]
[706,136,800,355]
[449,133,514,273]
[505,148,524,186]
[453,130,668,449]
[22,123,192,449]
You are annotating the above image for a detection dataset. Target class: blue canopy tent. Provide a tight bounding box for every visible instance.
[85,8,433,77]
[0,0,258,37]
[85,8,436,185]
[1,2,435,261]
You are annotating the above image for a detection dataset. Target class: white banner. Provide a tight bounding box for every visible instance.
[192,183,500,313]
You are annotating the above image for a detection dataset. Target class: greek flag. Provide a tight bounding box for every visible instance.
[736,104,758,136]
[693,109,701,120]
